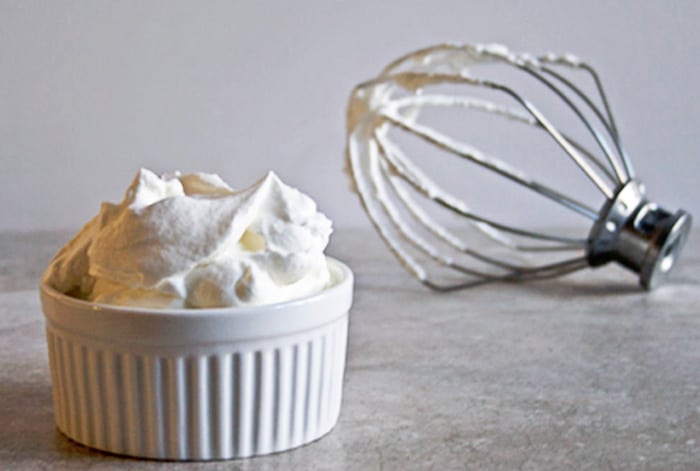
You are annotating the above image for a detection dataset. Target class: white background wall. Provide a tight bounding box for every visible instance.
[1,0,698,231]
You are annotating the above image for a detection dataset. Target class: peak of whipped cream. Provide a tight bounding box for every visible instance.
[44,168,333,308]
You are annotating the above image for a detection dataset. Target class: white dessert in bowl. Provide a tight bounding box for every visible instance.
[40,169,353,460]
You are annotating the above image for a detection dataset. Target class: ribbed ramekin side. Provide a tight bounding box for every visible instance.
[45,314,348,460]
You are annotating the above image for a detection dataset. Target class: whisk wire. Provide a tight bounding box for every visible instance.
[374,135,592,287]
[486,80,616,199]
[517,64,628,184]
[539,66,627,178]
[394,93,618,187]
[381,106,599,220]
[559,133,618,184]
[374,130,587,245]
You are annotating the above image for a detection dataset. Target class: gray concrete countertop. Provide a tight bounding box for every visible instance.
[2,229,699,470]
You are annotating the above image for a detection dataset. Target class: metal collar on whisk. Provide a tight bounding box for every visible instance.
[346,43,691,290]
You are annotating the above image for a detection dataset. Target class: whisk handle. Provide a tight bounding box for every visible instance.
[587,180,692,290]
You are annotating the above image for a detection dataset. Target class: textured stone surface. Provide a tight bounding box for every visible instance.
[1,229,699,470]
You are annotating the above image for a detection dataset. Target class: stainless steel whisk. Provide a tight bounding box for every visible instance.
[345,43,692,290]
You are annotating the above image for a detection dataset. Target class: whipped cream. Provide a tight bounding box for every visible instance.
[44,169,333,308]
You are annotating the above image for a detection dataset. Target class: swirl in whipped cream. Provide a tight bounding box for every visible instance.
[45,169,333,308]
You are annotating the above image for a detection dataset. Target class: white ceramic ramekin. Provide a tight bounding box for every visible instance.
[40,258,353,460]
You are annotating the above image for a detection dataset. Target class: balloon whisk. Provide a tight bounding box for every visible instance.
[346,43,691,290]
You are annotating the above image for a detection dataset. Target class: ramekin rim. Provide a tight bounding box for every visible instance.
[40,256,353,319]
